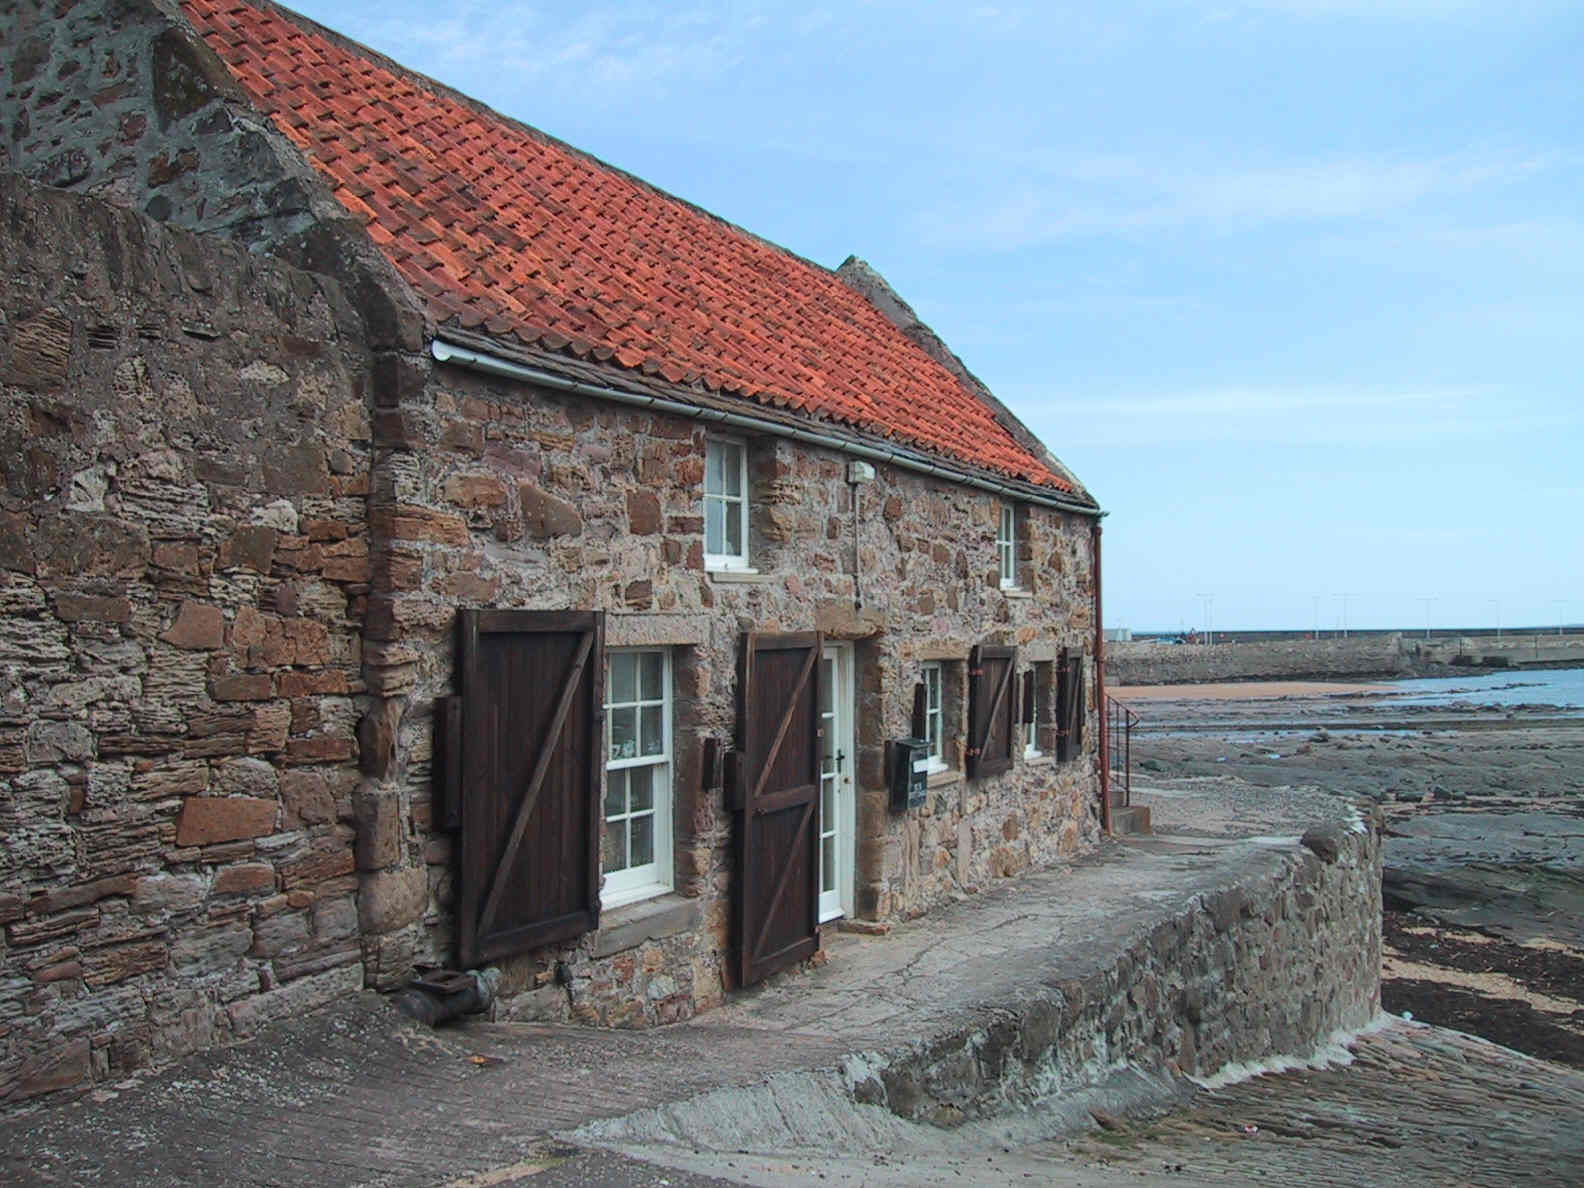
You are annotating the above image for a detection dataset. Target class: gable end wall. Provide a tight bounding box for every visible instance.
[0,173,373,1106]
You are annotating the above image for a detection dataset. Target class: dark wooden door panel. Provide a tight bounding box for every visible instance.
[735,631,822,987]
[457,610,604,968]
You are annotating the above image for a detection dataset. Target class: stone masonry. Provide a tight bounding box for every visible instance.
[0,173,373,1103]
[0,0,1107,1102]
[376,356,1102,1027]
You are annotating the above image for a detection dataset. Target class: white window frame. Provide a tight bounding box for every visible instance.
[921,661,948,773]
[704,437,752,571]
[998,502,1019,589]
[601,648,673,907]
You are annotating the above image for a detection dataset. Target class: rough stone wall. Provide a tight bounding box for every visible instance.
[372,357,1102,1028]
[1106,635,1406,686]
[3,0,346,246]
[0,174,372,1104]
[869,817,1385,1121]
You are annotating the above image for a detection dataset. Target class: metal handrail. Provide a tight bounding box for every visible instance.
[1107,696,1140,808]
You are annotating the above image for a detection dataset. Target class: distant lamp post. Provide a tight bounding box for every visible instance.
[1337,593,1352,640]
[1557,600,1568,635]
[1420,596,1434,640]
[1196,593,1214,646]
[1488,599,1501,638]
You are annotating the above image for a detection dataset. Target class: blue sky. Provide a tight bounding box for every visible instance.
[290,0,1581,633]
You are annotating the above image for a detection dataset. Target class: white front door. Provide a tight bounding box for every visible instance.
[817,644,856,922]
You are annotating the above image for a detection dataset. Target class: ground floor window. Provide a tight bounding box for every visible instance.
[603,648,673,906]
[1025,661,1053,759]
[921,661,947,771]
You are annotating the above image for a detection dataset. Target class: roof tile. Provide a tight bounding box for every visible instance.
[181,0,1078,493]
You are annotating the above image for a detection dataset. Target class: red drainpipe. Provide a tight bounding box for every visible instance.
[1093,518,1110,835]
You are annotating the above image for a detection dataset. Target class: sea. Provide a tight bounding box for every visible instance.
[1385,666,1584,712]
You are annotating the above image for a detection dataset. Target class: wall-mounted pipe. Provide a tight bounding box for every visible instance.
[1093,519,1110,835]
[431,338,1104,519]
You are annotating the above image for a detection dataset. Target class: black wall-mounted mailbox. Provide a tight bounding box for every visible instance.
[889,737,931,811]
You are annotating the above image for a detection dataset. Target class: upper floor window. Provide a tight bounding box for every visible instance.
[603,649,673,906]
[998,502,1019,589]
[704,438,750,570]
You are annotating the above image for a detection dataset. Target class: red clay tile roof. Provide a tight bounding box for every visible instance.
[182,0,1078,493]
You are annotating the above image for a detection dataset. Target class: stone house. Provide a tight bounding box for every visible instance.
[0,0,1105,1102]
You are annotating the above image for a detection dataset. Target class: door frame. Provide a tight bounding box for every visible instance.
[818,641,857,922]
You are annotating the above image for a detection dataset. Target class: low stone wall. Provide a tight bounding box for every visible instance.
[862,816,1382,1120]
[1107,636,1406,685]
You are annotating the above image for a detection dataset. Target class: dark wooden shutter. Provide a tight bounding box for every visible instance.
[456,609,604,968]
[1070,653,1086,755]
[1057,649,1086,763]
[966,644,1016,778]
[734,631,823,987]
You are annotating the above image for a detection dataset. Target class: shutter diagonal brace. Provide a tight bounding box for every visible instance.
[984,655,1013,760]
[478,630,595,940]
[752,801,816,962]
[749,644,819,804]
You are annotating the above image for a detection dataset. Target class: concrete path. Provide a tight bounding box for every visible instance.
[0,780,1553,1188]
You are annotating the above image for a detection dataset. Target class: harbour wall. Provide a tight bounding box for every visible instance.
[1107,633,1584,685]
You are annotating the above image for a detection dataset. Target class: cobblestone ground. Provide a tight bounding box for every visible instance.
[1052,1020,1584,1186]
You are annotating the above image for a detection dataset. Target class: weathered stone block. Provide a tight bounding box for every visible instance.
[82,941,169,987]
[14,1037,90,1100]
[519,483,582,538]
[9,308,72,392]
[358,865,427,933]
[626,490,661,534]
[24,721,94,765]
[53,593,133,622]
[443,473,508,508]
[214,863,277,896]
[132,874,205,914]
[211,673,274,701]
[223,525,278,573]
[279,848,355,889]
[226,963,364,1038]
[280,769,335,826]
[252,909,310,957]
[160,601,226,650]
[175,796,276,846]
[34,513,149,578]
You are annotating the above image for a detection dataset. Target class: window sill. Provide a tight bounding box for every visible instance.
[926,767,962,790]
[1023,751,1054,768]
[593,892,700,958]
[707,568,772,584]
[1002,587,1034,600]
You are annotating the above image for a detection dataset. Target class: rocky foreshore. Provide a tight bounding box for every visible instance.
[1114,679,1584,1070]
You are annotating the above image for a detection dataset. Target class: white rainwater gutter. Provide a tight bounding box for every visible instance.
[430,337,1102,518]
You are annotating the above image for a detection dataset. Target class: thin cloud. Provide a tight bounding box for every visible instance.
[914,151,1561,249]
[350,3,750,100]
[1012,383,1565,448]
